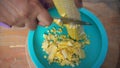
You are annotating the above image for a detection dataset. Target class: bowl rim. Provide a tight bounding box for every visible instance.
[27,8,108,68]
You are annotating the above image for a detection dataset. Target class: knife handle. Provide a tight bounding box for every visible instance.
[0,22,11,28]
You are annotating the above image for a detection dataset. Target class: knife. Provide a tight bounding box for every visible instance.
[55,17,92,25]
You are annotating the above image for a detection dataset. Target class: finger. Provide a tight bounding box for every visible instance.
[32,1,53,26]
[38,22,46,26]
[14,22,25,27]
[13,18,26,27]
[26,18,37,30]
[37,9,53,26]
[0,1,16,26]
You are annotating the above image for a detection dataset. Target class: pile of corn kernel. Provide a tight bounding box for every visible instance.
[42,21,90,67]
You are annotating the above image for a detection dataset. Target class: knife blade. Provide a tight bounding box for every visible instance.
[55,17,92,25]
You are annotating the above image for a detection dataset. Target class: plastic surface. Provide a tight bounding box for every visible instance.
[0,22,10,28]
[27,8,108,68]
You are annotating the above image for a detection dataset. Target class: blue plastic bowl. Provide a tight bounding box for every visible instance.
[27,8,108,68]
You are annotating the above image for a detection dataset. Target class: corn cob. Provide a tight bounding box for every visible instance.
[53,0,84,40]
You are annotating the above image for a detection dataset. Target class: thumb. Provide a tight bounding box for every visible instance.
[37,10,53,26]
[36,3,53,26]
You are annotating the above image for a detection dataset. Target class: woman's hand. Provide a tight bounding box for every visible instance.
[0,0,53,29]
[0,0,82,30]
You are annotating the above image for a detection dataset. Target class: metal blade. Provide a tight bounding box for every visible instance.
[56,17,92,25]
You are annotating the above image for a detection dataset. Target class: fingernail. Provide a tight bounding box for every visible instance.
[38,22,45,26]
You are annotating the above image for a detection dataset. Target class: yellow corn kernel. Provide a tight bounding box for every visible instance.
[44,55,47,59]
[53,19,63,26]
[48,46,57,63]
[65,24,82,41]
